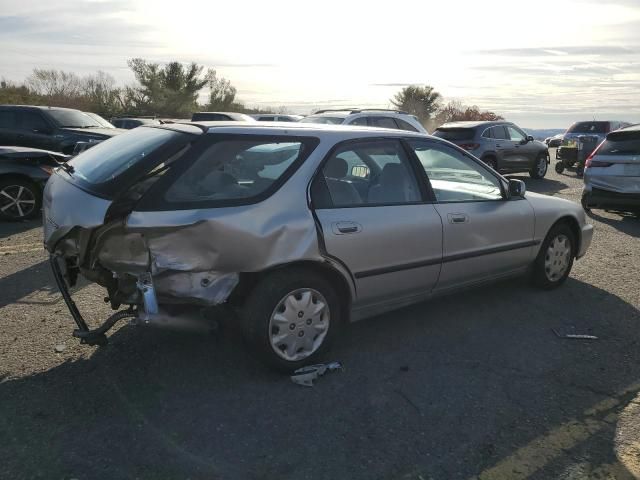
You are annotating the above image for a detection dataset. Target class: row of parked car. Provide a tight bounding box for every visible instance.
[0,104,638,221]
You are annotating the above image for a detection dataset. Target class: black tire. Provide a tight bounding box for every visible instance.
[555,162,565,174]
[530,154,548,179]
[241,268,343,372]
[0,178,42,221]
[483,156,498,171]
[531,223,576,289]
[581,193,591,212]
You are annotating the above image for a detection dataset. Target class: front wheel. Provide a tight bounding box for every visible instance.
[531,223,575,289]
[555,162,565,174]
[483,157,498,171]
[530,154,548,179]
[0,178,41,221]
[241,269,342,372]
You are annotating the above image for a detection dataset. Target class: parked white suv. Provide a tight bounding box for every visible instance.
[299,109,428,133]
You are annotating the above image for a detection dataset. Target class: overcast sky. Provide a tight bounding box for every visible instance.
[1,0,639,127]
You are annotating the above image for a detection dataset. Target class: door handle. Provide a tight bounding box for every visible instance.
[332,221,362,235]
[448,213,468,224]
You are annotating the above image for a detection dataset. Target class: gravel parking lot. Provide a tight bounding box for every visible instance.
[1,151,640,480]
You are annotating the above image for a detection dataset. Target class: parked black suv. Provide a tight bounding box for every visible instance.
[0,105,124,154]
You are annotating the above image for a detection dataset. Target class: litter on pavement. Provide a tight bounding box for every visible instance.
[290,361,342,387]
[552,326,598,340]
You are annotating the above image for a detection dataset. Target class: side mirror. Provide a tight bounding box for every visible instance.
[508,179,526,198]
[526,135,534,142]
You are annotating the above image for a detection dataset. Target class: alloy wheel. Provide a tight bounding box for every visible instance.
[0,184,37,220]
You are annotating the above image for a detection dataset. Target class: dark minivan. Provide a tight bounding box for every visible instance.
[0,105,124,154]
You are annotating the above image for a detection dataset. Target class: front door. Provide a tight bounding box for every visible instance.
[311,138,443,308]
[504,125,534,170]
[407,139,536,291]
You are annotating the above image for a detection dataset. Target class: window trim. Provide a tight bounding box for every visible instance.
[506,125,526,142]
[406,138,508,204]
[136,133,320,211]
[309,136,435,210]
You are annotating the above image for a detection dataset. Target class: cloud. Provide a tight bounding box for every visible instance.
[474,46,637,57]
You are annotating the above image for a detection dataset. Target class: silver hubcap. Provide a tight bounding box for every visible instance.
[537,157,547,176]
[0,184,36,219]
[269,288,330,362]
[544,234,571,282]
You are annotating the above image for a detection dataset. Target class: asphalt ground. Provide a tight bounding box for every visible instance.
[1,150,640,480]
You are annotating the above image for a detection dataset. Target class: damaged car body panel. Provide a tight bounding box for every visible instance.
[44,122,593,369]
[44,124,359,318]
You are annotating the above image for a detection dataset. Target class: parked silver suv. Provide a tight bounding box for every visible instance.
[582,124,640,214]
[299,109,427,133]
[44,122,592,371]
[433,121,550,178]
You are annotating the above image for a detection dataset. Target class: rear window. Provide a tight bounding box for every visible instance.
[163,137,317,205]
[567,122,609,134]
[433,128,475,141]
[298,116,345,125]
[599,132,640,155]
[69,127,189,184]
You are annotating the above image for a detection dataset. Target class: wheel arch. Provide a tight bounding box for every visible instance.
[549,215,581,258]
[228,260,354,321]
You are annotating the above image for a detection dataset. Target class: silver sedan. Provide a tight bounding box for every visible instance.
[44,123,593,371]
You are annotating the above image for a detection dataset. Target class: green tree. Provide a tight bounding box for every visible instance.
[127,58,212,117]
[205,69,237,111]
[390,85,441,125]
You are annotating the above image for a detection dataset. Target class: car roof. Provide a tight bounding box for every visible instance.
[0,146,68,157]
[163,121,430,139]
[620,124,640,132]
[193,111,255,120]
[437,121,509,129]
[0,104,81,112]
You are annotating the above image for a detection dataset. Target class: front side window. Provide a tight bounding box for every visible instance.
[17,111,48,131]
[164,138,314,204]
[47,109,100,128]
[313,139,421,208]
[507,126,526,142]
[0,110,16,129]
[409,140,503,202]
[349,116,369,126]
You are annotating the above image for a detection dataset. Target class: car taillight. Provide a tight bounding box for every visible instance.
[459,143,480,151]
[584,140,605,169]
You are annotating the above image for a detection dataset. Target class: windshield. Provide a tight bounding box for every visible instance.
[433,128,475,141]
[84,112,115,128]
[567,122,609,134]
[298,115,345,125]
[69,127,189,184]
[47,109,102,128]
[599,134,640,155]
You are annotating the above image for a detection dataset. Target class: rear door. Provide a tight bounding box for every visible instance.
[312,138,443,308]
[407,139,535,291]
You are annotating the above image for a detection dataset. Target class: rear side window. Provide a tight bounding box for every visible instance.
[163,137,316,204]
[191,113,231,121]
[299,116,345,125]
[567,122,609,134]
[599,133,640,155]
[312,139,421,208]
[433,128,475,141]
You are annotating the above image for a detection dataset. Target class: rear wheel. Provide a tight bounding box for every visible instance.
[483,156,498,171]
[0,178,41,221]
[555,162,565,174]
[241,268,342,372]
[530,154,548,179]
[532,223,575,289]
